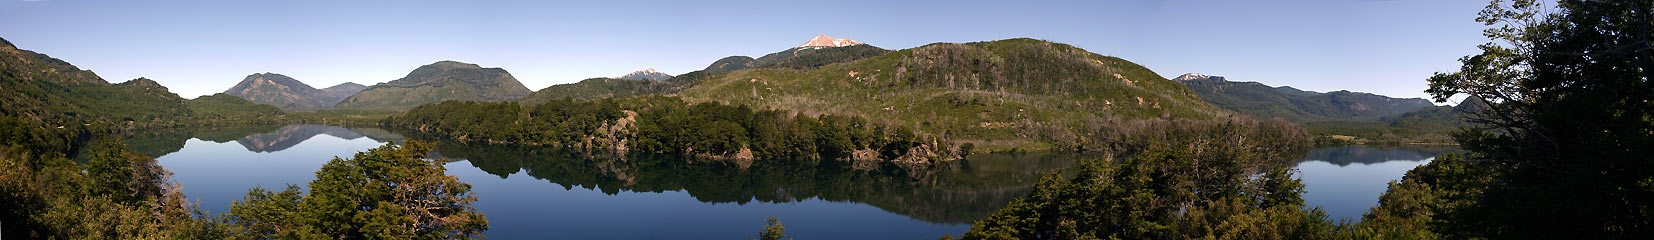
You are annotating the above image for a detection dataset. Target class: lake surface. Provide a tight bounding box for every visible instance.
[136,125,1453,238]
[140,124,1073,239]
[1294,145,1459,221]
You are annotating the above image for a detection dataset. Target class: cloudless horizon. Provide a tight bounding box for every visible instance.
[1,0,1489,102]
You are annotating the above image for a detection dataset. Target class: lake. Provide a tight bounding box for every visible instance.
[134,124,1453,239]
[1295,145,1459,221]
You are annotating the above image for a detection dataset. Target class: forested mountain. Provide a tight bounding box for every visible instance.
[223,73,365,111]
[0,37,192,125]
[675,38,1227,151]
[1174,73,1435,123]
[514,38,1234,152]
[334,60,531,111]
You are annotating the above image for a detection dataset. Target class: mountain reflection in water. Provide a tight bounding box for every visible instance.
[1295,145,1460,221]
[431,141,1078,224]
[145,125,1080,239]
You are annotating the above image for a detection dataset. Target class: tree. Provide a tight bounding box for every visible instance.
[227,141,488,239]
[1390,0,1654,238]
[756,217,789,240]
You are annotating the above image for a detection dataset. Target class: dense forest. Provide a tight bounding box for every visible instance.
[383,96,966,166]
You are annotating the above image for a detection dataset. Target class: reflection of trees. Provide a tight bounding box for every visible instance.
[123,124,280,158]
[1297,146,1461,166]
[429,141,1076,224]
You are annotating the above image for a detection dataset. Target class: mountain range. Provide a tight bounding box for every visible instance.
[1172,73,1435,123]
[223,73,365,111]
[617,68,672,81]
[3,33,1465,147]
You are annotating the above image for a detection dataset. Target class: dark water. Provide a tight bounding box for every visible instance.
[138,125,1449,238]
[1294,145,1459,221]
[141,125,1074,239]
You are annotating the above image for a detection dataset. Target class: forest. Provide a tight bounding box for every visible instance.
[383,96,965,165]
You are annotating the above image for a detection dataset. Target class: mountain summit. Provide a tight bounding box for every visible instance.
[1172,73,1226,82]
[334,60,531,110]
[617,68,672,81]
[797,34,864,48]
[223,73,364,111]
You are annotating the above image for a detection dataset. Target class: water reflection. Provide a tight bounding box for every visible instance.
[432,141,1075,224]
[140,125,1078,239]
[1296,145,1459,221]
[126,124,404,158]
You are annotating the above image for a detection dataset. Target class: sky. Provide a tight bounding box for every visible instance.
[0,0,1492,102]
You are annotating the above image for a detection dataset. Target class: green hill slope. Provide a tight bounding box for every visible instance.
[186,93,284,120]
[676,38,1227,151]
[335,60,531,111]
[0,38,191,125]
[517,43,892,105]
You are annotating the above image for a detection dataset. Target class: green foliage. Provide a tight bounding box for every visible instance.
[187,93,285,121]
[962,117,1326,239]
[0,116,215,239]
[388,96,957,162]
[224,141,489,239]
[1360,0,1654,238]
[756,216,789,240]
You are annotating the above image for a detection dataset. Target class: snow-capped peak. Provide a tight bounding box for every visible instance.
[1172,73,1225,82]
[798,34,865,48]
[618,68,673,81]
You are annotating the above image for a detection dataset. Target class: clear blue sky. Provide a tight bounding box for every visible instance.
[0,0,1490,101]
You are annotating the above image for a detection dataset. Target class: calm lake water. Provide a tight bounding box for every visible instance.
[1295,145,1458,221]
[133,124,1453,238]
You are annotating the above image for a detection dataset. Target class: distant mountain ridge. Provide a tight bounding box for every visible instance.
[617,68,672,81]
[223,73,364,111]
[798,34,864,48]
[334,60,531,111]
[1174,73,1434,123]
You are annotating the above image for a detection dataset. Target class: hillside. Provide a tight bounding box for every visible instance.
[675,38,1227,151]
[0,37,191,125]
[334,60,531,111]
[518,38,892,105]
[1174,73,1434,123]
[223,73,365,111]
[186,93,284,120]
